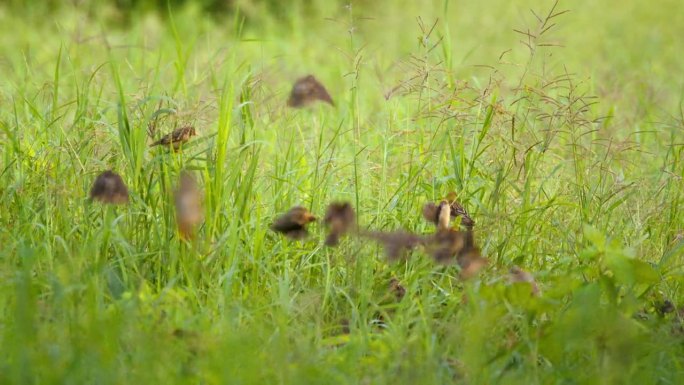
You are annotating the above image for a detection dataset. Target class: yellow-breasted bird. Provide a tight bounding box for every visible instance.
[422,192,475,229]
[174,171,203,240]
[287,75,334,108]
[323,202,356,246]
[89,170,129,205]
[150,126,196,150]
[270,206,317,240]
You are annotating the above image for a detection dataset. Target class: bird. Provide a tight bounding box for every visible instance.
[389,278,407,301]
[424,225,486,277]
[270,206,317,239]
[89,170,129,205]
[174,171,203,240]
[422,192,475,229]
[508,266,540,296]
[150,126,196,150]
[427,228,468,264]
[456,246,487,279]
[287,75,334,107]
[363,230,426,262]
[323,202,356,246]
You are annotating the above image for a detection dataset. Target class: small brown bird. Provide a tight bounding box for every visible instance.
[150,126,196,150]
[422,192,475,229]
[427,228,468,264]
[509,266,540,296]
[364,230,426,262]
[457,247,487,279]
[287,75,334,107]
[389,278,407,301]
[174,171,203,240]
[270,206,317,240]
[89,170,129,205]
[323,202,356,246]
[426,228,486,276]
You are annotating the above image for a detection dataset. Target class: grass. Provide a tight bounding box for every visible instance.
[1,0,684,383]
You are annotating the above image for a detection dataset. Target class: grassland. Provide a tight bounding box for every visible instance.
[1,0,684,383]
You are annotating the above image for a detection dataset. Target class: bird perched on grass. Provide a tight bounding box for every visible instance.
[150,126,196,151]
[89,170,129,205]
[270,206,317,239]
[287,75,334,107]
[422,192,475,229]
[323,202,356,246]
[174,171,203,240]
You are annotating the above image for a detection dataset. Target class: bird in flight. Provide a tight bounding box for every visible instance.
[89,170,129,205]
[287,75,334,107]
[270,206,318,240]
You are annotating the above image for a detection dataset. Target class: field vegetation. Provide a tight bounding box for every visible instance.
[1,0,684,383]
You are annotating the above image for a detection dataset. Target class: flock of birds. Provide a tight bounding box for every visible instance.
[88,75,539,290]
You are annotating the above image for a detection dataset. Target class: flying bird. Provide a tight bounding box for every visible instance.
[323,202,356,246]
[89,170,129,205]
[270,206,317,240]
[287,75,334,107]
[422,192,475,229]
[363,230,426,262]
[425,228,487,277]
[174,171,203,240]
[150,126,196,150]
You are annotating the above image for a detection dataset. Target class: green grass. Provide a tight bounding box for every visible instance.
[1,0,684,383]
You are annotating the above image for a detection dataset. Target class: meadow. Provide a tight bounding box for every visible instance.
[1,0,684,383]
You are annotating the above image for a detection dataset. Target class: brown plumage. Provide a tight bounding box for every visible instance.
[389,278,406,301]
[422,192,475,229]
[174,171,203,240]
[364,230,426,262]
[426,228,486,277]
[287,75,334,107]
[509,266,540,296]
[89,170,129,205]
[323,202,355,246]
[150,126,196,150]
[270,206,317,239]
[457,247,487,279]
[427,229,467,264]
